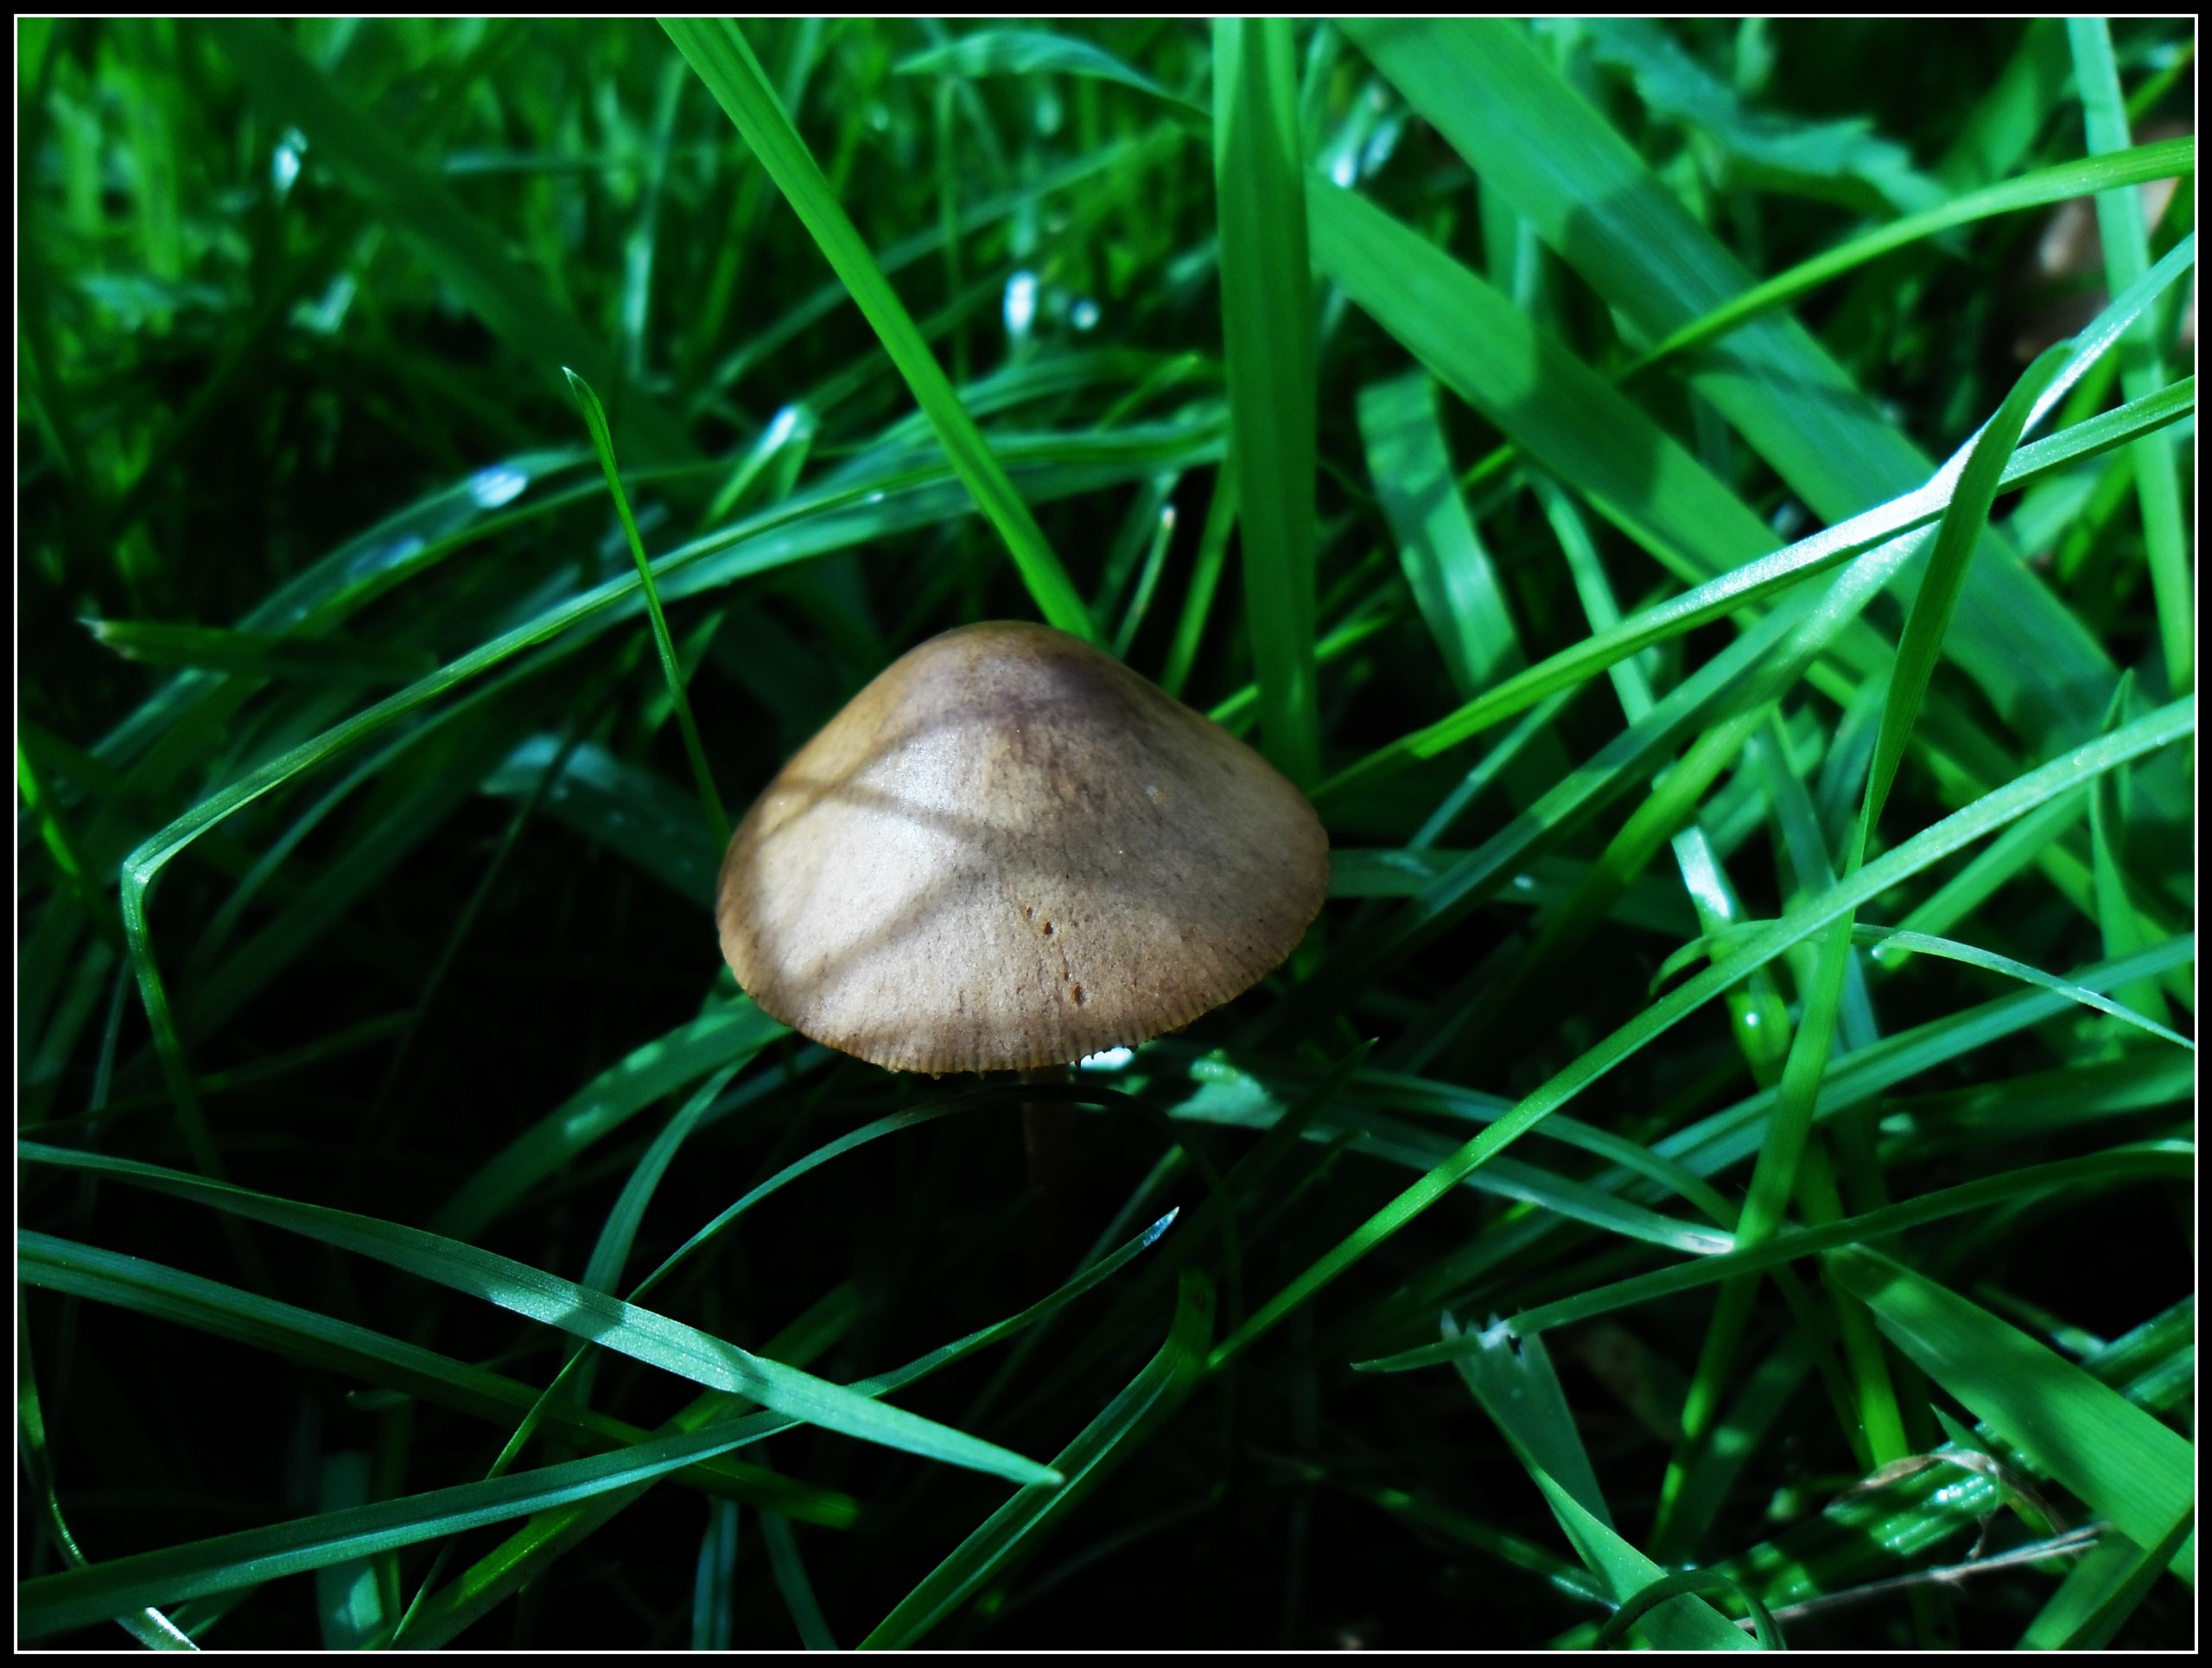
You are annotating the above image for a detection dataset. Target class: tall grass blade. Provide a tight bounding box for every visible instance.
[660,17,1095,641]
[1213,18,1320,786]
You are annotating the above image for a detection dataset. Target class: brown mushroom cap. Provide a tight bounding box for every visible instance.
[716,621,1330,1073]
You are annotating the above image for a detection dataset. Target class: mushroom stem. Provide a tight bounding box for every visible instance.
[1020,1063,1078,1283]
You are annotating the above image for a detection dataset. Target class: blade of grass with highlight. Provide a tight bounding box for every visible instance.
[18,1229,856,1524]
[2069,18,2192,698]
[659,16,1094,642]
[1213,18,1320,787]
[894,28,1203,118]
[1865,344,2074,837]
[1518,1463,1757,1649]
[1160,456,1237,697]
[399,1211,1182,1649]
[2024,1510,2196,1647]
[1656,924,2192,1053]
[1444,1315,1615,1532]
[19,1142,1061,1488]
[1631,137,2195,370]
[1357,372,1522,697]
[761,1496,838,1651]
[84,619,436,684]
[2088,686,2176,1026]
[567,370,729,850]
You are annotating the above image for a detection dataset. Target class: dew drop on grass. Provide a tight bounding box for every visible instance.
[467,464,529,509]
[1004,271,1039,344]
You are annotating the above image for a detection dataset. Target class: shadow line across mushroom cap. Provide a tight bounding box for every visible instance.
[715,621,1331,1074]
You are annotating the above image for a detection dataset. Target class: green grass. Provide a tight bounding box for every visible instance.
[17,16,2195,1650]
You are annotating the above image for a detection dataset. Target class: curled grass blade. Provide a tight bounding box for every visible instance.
[1593,1569,1779,1651]
[1527,1468,1755,1649]
[16,1307,197,1649]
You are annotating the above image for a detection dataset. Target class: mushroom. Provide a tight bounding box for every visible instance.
[715,620,1330,1075]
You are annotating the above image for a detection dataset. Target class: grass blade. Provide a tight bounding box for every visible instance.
[434,1000,785,1239]
[84,619,436,684]
[1860,345,2073,839]
[19,1142,1061,1488]
[2069,19,2192,697]
[659,17,1094,641]
[1633,137,2196,369]
[18,1410,798,1641]
[1361,1143,2190,1346]
[1214,18,1320,786]
[1357,372,1522,697]
[862,1270,1216,1647]
[566,370,730,850]
[895,28,1201,117]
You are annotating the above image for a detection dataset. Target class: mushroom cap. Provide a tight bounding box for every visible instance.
[716,621,1330,1073]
